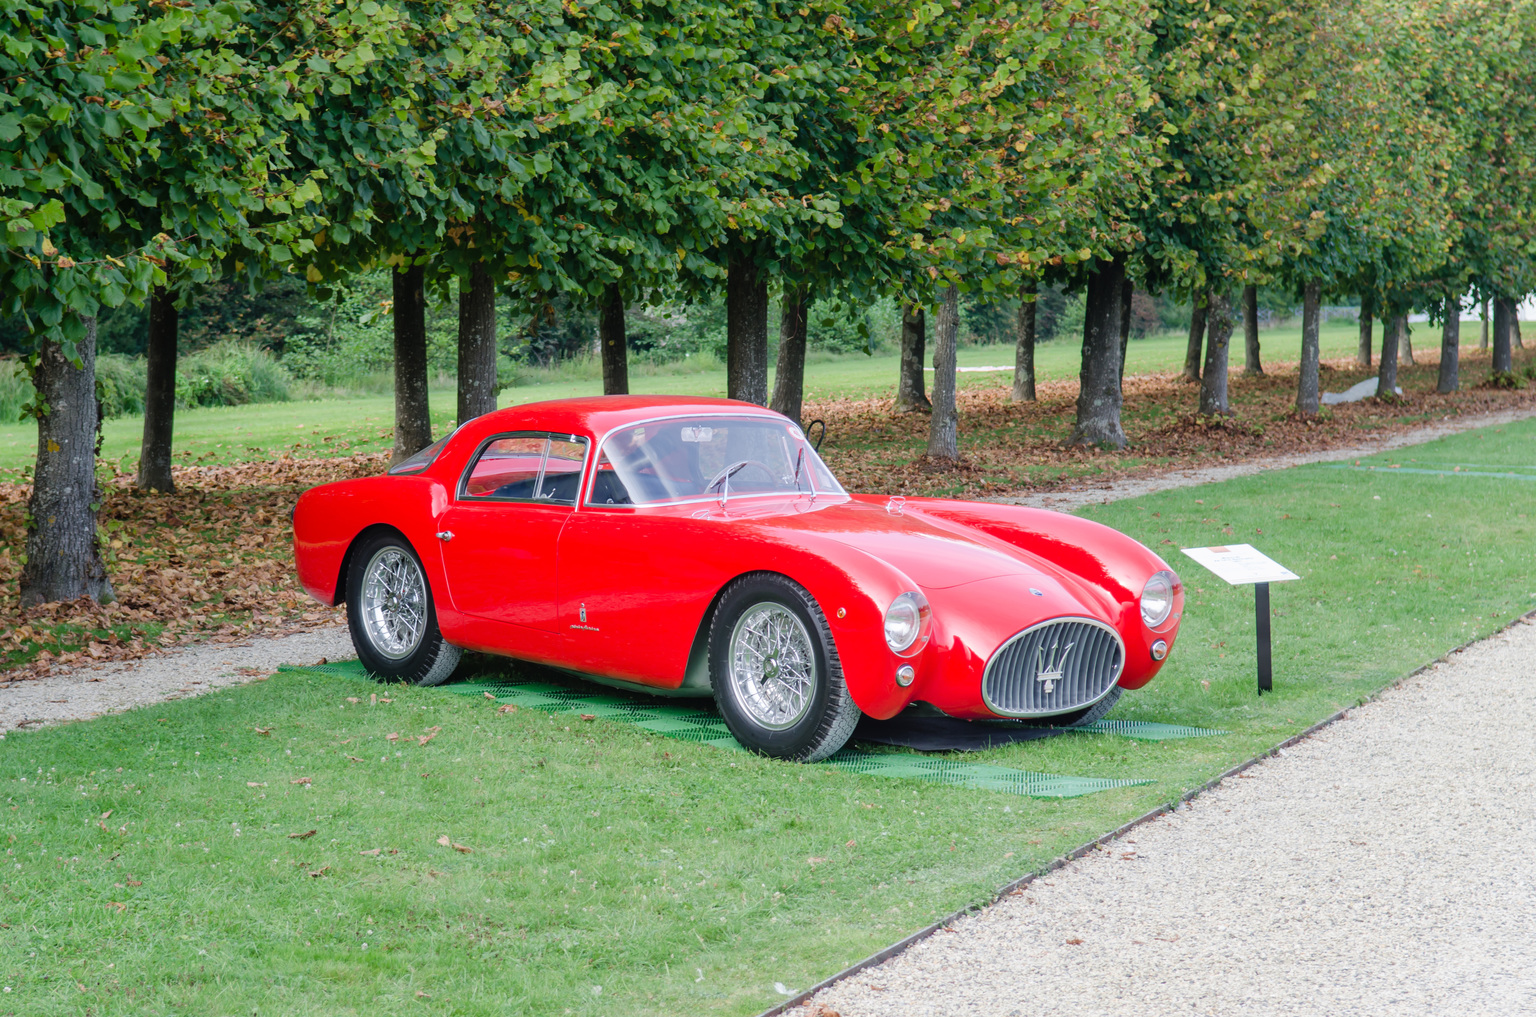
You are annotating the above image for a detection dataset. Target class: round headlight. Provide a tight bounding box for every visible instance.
[1140,570,1177,628]
[883,591,930,655]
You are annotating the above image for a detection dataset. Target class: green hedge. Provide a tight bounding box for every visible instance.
[0,341,290,423]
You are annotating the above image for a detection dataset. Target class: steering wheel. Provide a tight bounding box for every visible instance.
[705,459,778,496]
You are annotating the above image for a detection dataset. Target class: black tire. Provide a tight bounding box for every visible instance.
[1021,685,1123,728]
[345,530,462,686]
[708,572,859,762]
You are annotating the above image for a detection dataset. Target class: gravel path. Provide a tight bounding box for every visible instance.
[788,618,1536,1017]
[0,625,354,734]
[998,403,1536,512]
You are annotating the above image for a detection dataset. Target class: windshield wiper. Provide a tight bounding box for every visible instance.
[791,445,815,503]
[706,460,752,507]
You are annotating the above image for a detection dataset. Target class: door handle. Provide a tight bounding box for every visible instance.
[436,530,454,542]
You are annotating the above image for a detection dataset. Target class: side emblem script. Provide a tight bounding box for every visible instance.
[1035,638,1075,695]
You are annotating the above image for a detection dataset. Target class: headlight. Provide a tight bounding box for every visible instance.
[1140,570,1177,627]
[883,591,931,655]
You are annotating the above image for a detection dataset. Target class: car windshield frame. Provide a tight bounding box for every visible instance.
[583,412,845,509]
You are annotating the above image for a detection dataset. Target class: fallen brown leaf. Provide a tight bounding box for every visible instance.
[496,704,517,714]
[359,848,381,856]
[246,781,267,788]
[386,732,399,742]
[309,866,329,878]
[289,829,317,840]
[254,727,271,736]
[437,834,472,853]
[105,902,126,913]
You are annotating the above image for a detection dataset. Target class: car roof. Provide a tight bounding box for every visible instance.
[462,395,787,441]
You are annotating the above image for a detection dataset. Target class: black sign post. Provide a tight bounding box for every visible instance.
[1254,581,1272,695]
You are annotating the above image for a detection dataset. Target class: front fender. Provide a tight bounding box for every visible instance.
[906,499,1184,689]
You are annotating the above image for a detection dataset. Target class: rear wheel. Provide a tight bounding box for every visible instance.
[709,573,858,761]
[346,531,461,686]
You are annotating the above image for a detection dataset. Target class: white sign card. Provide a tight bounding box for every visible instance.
[1181,544,1299,586]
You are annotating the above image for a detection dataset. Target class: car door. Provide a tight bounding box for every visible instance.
[436,432,588,640]
[555,435,732,687]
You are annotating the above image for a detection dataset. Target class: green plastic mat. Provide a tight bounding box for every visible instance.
[279,661,1160,798]
[1075,719,1225,740]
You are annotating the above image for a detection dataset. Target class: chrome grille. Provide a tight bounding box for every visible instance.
[982,618,1124,718]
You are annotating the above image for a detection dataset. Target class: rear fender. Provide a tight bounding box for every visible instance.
[293,475,454,614]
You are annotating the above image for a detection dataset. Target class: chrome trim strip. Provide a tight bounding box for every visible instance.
[581,410,846,509]
[981,616,1125,718]
[455,430,590,505]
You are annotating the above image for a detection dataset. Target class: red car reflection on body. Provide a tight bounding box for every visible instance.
[293,396,1183,761]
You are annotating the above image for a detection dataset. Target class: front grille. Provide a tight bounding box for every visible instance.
[982,618,1124,718]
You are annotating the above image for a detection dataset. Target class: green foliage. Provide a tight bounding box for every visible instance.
[95,354,147,418]
[174,341,292,409]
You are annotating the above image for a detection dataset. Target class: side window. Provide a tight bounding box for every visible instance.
[539,439,587,503]
[461,434,589,504]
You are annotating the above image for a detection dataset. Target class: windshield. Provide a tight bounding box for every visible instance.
[588,415,844,507]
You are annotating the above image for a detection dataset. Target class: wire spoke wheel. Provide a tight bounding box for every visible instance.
[728,603,817,730]
[360,547,427,659]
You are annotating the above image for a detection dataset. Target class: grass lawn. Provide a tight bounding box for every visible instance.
[0,321,1375,474]
[4,417,1532,1015]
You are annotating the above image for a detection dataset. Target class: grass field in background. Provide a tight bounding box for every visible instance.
[0,320,1378,474]
[4,416,1532,1016]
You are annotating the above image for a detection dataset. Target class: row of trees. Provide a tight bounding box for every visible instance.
[3,0,1535,607]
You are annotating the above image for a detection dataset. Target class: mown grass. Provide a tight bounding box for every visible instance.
[3,417,1532,1015]
[0,321,1374,474]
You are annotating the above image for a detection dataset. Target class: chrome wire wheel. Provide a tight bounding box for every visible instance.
[728,603,817,730]
[359,547,427,660]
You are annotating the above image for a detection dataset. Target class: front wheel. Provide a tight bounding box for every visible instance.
[346,530,461,686]
[709,573,858,762]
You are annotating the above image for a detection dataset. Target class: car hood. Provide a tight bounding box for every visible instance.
[785,498,1048,590]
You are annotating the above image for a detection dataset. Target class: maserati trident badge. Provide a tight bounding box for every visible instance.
[1035,637,1075,694]
[579,604,587,624]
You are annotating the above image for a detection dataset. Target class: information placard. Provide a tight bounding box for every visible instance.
[1181,544,1299,586]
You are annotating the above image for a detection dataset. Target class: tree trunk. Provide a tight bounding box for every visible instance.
[456,262,500,421]
[726,248,769,405]
[1480,298,1489,350]
[1377,314,1401,398]
[1117,277,1134,383]
[1242,283,1262,375]
[21,317,114,606]
[1516,310,1525,349]
[1198,289,1233,416]
[1358,300,1373,367]
[1492,297,1513,374]
[597,283,628,397]
[1068,257,1128,447]
[1295,281,1321,416]
[1401,320,1415,365]
[1181,295,1206,383]
[136,285,177,493]
[1012,282,1037,403]
[392,260,432,466]
[926,284,960,462]
[1437,293,1460,393]
[770,285,810,424]
[895,302,930,412]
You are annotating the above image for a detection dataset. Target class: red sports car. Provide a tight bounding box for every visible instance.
[293,396,1183,761]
